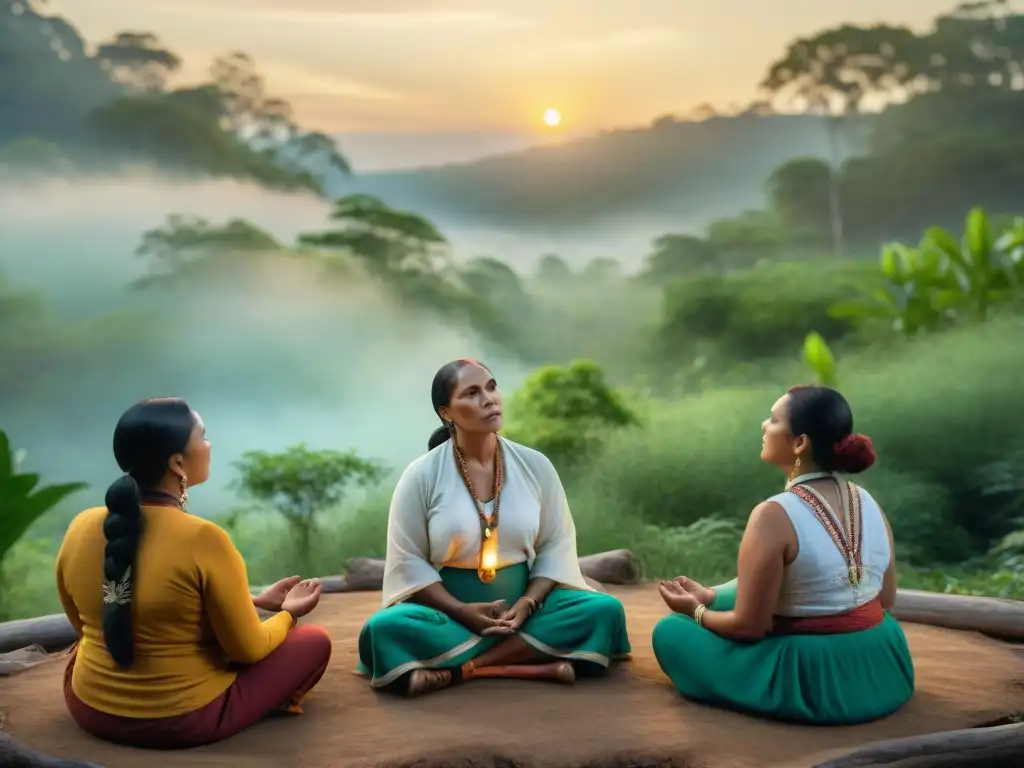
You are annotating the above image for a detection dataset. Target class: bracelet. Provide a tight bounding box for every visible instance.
[693,604,707,626]
[520,596,541,615]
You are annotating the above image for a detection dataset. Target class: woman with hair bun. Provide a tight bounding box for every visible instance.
[357,359,631,697]
[652,385,915,724]
[55,398,333,748]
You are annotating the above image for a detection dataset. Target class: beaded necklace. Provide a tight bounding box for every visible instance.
[452,438,503,583]
[785,471,864,589]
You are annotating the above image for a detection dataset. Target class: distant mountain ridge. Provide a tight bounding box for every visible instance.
[330,113,871,233]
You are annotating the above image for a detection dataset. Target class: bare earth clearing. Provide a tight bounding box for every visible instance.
[1,586,1022,768]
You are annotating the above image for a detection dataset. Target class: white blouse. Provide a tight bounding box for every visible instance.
[381,437,593,607]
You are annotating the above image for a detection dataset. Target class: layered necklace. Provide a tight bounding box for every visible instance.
[785,470,864,590]
[452,438,504,583]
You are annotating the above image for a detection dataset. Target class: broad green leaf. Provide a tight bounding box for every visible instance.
[3,472,39,497]
[924,226,968,270]
[880,246,903,281]
[802,331,837,387]
[964,207,993,266]
[0,467,87,562]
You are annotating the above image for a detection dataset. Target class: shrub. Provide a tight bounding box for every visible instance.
[565,316,1024,569]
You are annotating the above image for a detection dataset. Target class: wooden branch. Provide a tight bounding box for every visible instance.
[332,549,641,593]
[8,550,1024,656]
[813,721,1024,767]
[579,549,642,585]
[0,731,105,767]
[891,589,1024,641]
[0,614,78,655]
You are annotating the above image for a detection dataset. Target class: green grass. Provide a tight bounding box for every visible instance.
[565,316,1024,570]
[2,318,1021,621]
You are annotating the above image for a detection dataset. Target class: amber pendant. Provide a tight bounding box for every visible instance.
[478,528,499,583]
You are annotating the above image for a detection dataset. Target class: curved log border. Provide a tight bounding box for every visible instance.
[3,548,1024,655]
[813,720,1024,767]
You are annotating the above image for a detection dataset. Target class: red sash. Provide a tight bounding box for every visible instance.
[772,597,884,635]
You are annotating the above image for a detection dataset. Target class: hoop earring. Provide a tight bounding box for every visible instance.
[179,473,189,512]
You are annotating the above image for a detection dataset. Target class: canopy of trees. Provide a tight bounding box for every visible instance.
[0,2,346,192]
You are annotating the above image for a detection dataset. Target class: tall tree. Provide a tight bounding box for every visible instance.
[94,31,181,93]
[208,51,349,178]
[924,1,1024,91]
[760,24,925,258]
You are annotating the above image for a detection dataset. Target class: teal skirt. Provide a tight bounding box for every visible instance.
[652,579,915,725]
[358,563,631,688]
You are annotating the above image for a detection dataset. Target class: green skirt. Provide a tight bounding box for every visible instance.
[652,579,915,725]
[358,563,631,688]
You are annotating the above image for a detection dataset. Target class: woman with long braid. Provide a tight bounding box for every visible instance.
[55,398,332,748]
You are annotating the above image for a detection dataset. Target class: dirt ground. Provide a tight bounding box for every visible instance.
[1,586,1021,768]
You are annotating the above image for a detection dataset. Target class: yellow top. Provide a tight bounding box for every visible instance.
[55,505,293,718]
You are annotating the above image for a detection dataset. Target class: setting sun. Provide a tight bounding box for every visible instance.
[542,108,562,127]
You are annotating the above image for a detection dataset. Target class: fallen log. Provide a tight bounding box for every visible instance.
[579,549,642,585]
[7,551,1022,655]
[891,589,1024,641]
[250,549,637,595]
[813,721,1024,767]
[0,615,78,655]
[334,549,640,593]
[0,732,104,768]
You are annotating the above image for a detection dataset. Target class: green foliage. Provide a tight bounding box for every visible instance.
[232,444,387,567]
[0,137,73,172]
[94,31,182,93]
[563,316,1024,570]
[0,428,86,616]
[87,94,321,192]
[131,215,292,288]
[655,260,869,368]
[299,194,448,277]
[801,331,837,386]
[503,360,639,472]
[831,208,1024,335]
[1,11,346,193]
[0,536,64,621]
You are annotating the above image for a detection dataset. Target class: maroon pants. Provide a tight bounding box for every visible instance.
[64,624,333,749]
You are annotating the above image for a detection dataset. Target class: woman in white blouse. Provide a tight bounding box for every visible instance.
[652,385,915,724]
[357,359,631,697]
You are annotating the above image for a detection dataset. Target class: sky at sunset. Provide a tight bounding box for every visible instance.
[56,0,961,169]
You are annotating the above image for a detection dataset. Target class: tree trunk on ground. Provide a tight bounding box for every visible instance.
[0,732,105,767]
[322,550,639,594]
[5,553,1024,654]
[890,590,1024,641]
[813,721,1024,767]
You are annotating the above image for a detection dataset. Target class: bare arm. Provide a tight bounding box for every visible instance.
[702,502,790,642]
[523,576,557,604]
[879,509,898,611]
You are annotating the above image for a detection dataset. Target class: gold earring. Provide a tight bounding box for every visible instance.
[446,419,455,432]
[179,473,189,511]
[789,455,801,481]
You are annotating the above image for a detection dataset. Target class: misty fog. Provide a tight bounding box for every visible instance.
[1,170,579,520]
